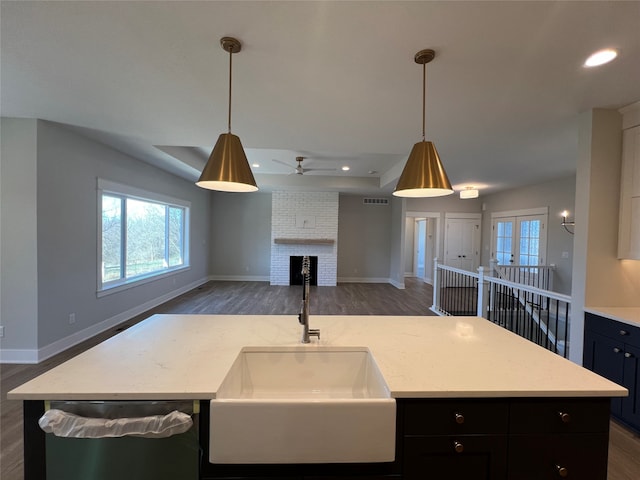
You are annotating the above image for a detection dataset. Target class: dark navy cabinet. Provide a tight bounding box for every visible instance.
[197,398,610,480]
[584,312,640,432]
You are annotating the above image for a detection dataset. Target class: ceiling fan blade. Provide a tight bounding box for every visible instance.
[272,159,295,168]
[304,167,337,172]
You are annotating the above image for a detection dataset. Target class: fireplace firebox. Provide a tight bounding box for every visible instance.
[289,256,318,286]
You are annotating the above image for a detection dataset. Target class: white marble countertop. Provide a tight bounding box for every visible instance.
[8,314,627,401]
[584,307,640,328]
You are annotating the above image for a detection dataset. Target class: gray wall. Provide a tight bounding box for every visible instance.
[209,192,272,279]
[1,119,211,359]
[388,197,406,288]
[337,195,392,280]
[480,176,576,295]
[0,118,39,351]
[37,121,211,349]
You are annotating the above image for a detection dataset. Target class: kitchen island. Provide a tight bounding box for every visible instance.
[9,314,627,479]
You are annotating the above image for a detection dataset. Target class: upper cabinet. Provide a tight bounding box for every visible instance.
[618,102,640,260]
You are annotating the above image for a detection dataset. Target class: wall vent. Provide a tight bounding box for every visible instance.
[363,198,390,205]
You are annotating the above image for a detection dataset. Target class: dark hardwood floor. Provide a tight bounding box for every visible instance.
[2,279,639,479]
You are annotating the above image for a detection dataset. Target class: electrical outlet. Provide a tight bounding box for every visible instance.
[0,326,4,338]
[69,313,76,324]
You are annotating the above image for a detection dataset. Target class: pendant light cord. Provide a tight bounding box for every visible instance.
[228,47,233,133]
[422,61,426,142]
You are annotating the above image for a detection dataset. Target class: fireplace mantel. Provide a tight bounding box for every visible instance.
[274,238,335,245]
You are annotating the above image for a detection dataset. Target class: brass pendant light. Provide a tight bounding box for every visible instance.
[196,37,258,192]
[394,49,453,198]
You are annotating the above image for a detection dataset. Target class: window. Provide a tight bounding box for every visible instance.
[98,179,190,295]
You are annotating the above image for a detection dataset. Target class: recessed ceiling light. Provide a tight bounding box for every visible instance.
[252,163,260,168]
[341,166,350,171]
[584,48,618,67]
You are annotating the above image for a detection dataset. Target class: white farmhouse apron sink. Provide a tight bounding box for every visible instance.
[209,346,396,464]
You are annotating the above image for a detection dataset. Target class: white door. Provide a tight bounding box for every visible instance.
[445,215,481,272]
[414,219,426,278]
[424,219,436,283]
[493,217,516,265]
[492,214,547,266]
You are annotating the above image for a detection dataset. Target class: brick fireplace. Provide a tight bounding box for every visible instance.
[270,191,338,286]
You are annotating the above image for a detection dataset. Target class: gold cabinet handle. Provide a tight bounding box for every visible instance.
[558,411,571,423]
[454,413,465,424]
[453,441,464,453]
[556,464,569,477]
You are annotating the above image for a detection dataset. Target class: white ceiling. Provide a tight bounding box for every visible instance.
[2,1,639,195]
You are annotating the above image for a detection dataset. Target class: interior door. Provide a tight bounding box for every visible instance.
[414,219,426,279]
[445,216,481,272]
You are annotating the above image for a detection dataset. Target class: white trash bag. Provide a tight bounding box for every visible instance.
[39,408,193,439]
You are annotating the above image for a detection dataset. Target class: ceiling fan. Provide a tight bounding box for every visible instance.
[272,156,337,175]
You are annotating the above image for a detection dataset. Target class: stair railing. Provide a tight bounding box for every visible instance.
[432,259,571,358]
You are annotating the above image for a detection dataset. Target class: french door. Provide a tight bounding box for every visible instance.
[492,210,547,266]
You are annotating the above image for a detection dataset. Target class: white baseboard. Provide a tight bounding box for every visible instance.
[0,277,209,364]
[208,275,270,282]
[389,279,405,290]
[0,348,38,364]
[337,277,391,284]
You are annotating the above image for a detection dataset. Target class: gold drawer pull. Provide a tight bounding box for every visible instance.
[556,464,569,477]
[454,413,465,424]
[558,411,571,423]
[453,441,464,453]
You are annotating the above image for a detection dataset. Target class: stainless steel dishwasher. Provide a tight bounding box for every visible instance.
[41,400,199,480]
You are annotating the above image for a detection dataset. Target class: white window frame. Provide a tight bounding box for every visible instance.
[97,179,191,297]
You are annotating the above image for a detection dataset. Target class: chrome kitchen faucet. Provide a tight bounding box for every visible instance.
[298,255,320,343]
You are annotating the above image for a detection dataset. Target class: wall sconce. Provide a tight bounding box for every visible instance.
[561,210,575,235]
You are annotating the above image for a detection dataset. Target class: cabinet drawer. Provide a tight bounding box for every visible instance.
[585,313,640,345]
[404,399,509,435]
[404,435,508,480]
[507,433,609,480]
[510,398,610,434]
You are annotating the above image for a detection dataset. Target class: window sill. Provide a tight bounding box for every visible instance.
[97,266,191,298]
